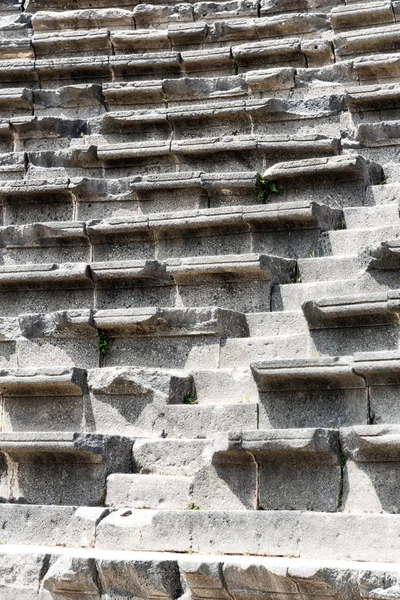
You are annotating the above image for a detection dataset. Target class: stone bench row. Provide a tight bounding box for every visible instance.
[0,94,347,149]
[5,78,400,120]
[0,43,334,89]
[0,23,331,62]
[0,155,378,222]
[4,22,400,65]
[0,363,258,437]
[0,254,295,315]
[24,0,344,15]
[0,201,342,262]
[0,135,343,181]
[109,424,400,513]
[93,508,400,562]
[0,541,398,599]
[27,2,400,33]
[0,423,396,510]
[0,52,397,90]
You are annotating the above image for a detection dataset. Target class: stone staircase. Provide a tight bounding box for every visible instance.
[0,0,400,597]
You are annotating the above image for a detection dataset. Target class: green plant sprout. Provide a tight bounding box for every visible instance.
[187,503,200,510]
[257,177,283,203]
[96,330,110,356]
[183,390,197,405]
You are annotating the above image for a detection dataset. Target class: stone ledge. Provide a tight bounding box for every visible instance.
[2,547,400,600]
[0,366,87,396]
[251,357,364,391]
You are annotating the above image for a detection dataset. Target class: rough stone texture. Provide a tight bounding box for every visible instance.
[1,0,400,593]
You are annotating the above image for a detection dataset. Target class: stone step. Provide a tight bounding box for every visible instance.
[353,51,400,84]
[0,38,334,87]
[0,201,339,263]
[321,224,400,255]
[0,546,399,599]
[252,350,400,426]
[0,165,374,223]
[343,203,399,228]
[96,508,400,561]
[272,278,364,311]
[0,365,195,436]
[31,10,329,41]
[16,306,249,370]
[96,134,341,175]
[330,1,395,32]
[130,428,340,510]
[99,95,344,142]
[101,424,400,513]
[335,24,400,60]
[106,473,194,510]
[0,432,133,505]
[297,256,361,282]
[246,310,309,335]
[302,289,400,329]
[347,82,400,113]
[0,254,294,315]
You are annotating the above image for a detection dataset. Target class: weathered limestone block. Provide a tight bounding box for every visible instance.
[330,1,394,32]
[133,3,193,30]
[353,53,400,84]
[352,350,400,423]
[181,47,234,76]
[31,8,135,31]
[111,51,182,81]
[165,403,258,437]
[95,509,301,555]
[335,24,400,59]
[302,291,398,329]
[360,238,400,270]
[39,556,100,600]
[245,66,296,90]
[252,357,368,429]
[204,428,341,510]
[0,262,93,316]
[341,425,400,513]
[0,431,133,505]
[347,83,400,113]
[90,259,174,310]
[166,253,296,312]
[87,366,194,435]
[233,39,306,69]
[0,221,90,264]
[106,473,193,509]
[32,29,112,58]
[260,0,342,15]
[34,84,105,119]
[0,178,76,224]
[0,87,32,117]
[35,55,111,87]
[103,80,164,109]
[263,155,382,207]
[112,29,171,54]
[0,504,108,547]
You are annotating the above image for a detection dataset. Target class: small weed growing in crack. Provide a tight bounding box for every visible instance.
[377,176,387,185]
[183,390,197,405]
[187,503,200,510]
[163,96,169,104]
[257,177,283,203]
[96,330,110,357]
